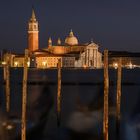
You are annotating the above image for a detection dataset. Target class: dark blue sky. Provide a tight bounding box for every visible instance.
[0,0,140,52]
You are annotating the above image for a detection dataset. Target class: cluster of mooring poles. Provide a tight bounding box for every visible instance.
[3,49,122,140]
[3,49,29,140]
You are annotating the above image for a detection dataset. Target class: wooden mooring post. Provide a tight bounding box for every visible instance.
[3,64,6,81]
[57,59,62,126]
[116,58,122,135]
[21,49,28,140]
[5,53,10,113]
[103,50,109,140]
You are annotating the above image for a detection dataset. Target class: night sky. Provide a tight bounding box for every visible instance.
[1,0,140,53]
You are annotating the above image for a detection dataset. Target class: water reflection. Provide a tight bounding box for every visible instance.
[0,69,140,140]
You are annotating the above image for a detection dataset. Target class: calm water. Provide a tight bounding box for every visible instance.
[0,68,140,140]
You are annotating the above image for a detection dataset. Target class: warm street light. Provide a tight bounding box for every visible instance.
[14,62,18,67]
[113,63,118,69]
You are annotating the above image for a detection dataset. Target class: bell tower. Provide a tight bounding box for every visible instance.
[28,9,39,52]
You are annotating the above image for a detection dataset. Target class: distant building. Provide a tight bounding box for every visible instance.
[108,51,140,68]
[28,9,39,52]
[75,43,102,68]
[34,51,75,68]
[45,30,85,55]
[13,54,25,67]
[3,9,103,69]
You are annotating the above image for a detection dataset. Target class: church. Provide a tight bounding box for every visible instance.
[10,9,103,68]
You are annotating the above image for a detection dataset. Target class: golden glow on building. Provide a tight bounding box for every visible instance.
[5,9,103,69]
[2,61,6,65]
[36,56,62,68]
[14,61,18,67]
[28,9,39,52]
[42,61,47,68]
[27,61,30,67]
[83,64,88,69]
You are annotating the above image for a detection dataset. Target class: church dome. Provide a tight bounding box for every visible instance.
[65,30,78,46]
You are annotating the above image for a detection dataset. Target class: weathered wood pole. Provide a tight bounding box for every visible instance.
[57,59,62,126]
[103,50,109,140]
[21,49,28,140]
[3,64,6,81]
[5,54,10,113]
[116,58,122,134]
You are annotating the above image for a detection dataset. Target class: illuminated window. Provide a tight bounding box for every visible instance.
[42,61,47,67]
[27,62,30,67]
[14,62,18,67]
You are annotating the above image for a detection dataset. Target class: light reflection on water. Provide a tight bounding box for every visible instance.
[0,68,140,140]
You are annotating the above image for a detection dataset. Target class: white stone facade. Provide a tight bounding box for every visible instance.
[75,43,103,68]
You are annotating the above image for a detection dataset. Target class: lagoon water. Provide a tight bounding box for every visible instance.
[0,68,140,140]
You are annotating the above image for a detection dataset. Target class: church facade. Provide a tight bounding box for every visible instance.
[9,9,103,68]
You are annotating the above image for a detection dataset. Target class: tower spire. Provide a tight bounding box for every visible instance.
[28,8,39,52]
[30,8,36,22]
